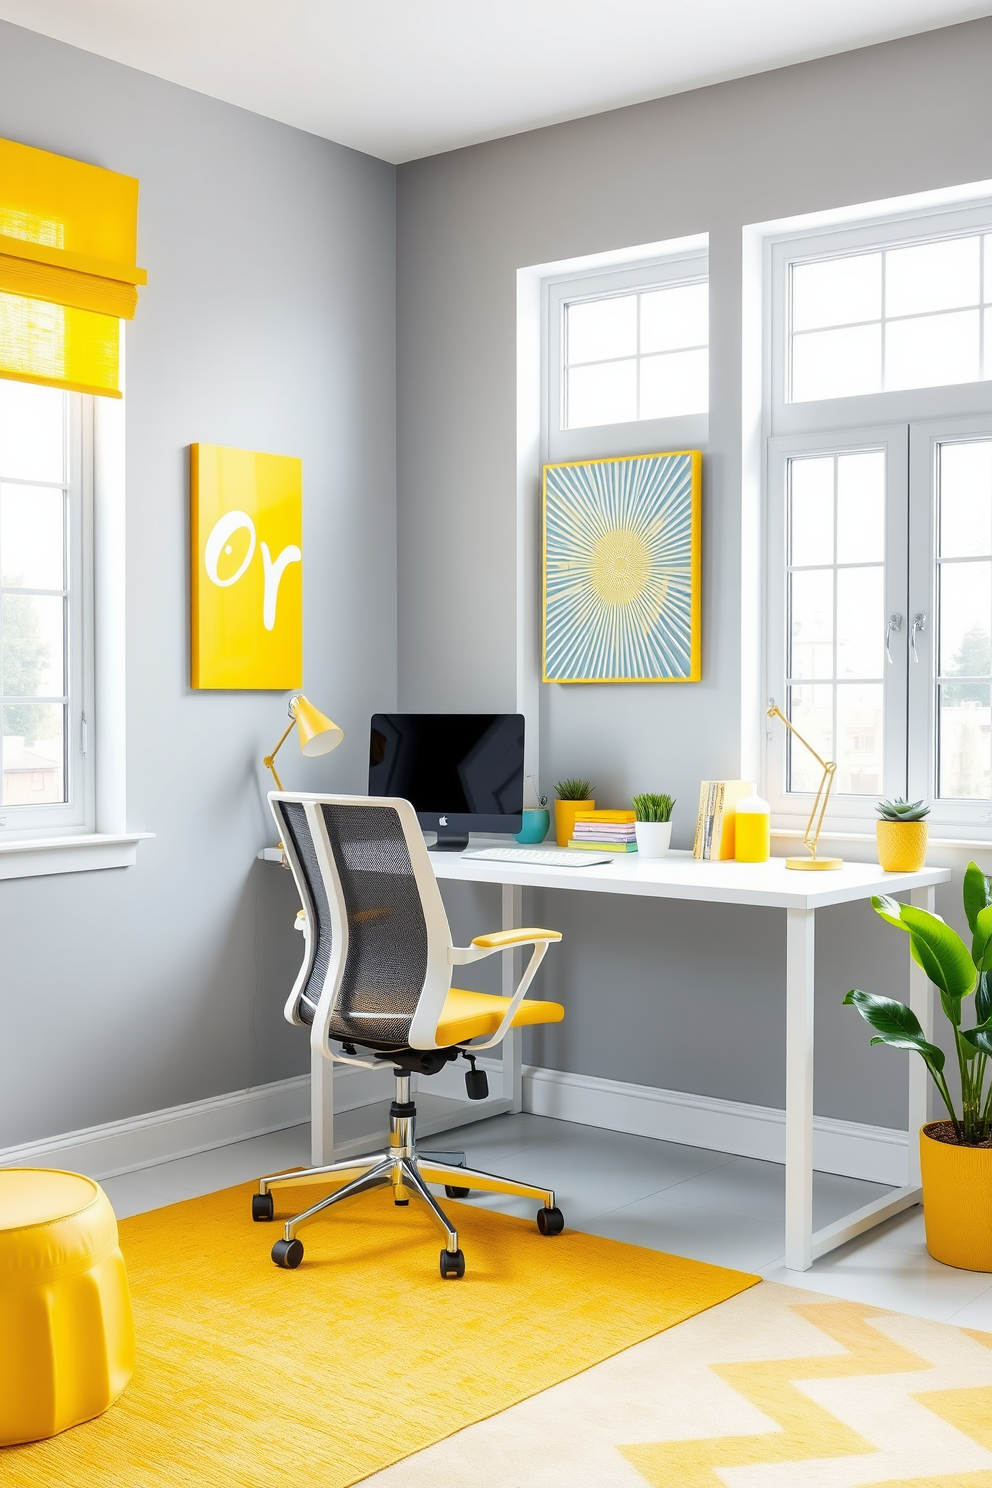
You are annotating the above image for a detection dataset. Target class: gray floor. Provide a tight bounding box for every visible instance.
[101,1110,992,1327]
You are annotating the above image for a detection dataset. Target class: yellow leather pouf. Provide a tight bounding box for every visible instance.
[0,1168,134,1445]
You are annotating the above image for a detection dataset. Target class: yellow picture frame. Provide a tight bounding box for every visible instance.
[542,449,702,684]
[190,443,303,690]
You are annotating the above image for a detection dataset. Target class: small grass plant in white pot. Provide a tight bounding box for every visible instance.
[632,793,675,858]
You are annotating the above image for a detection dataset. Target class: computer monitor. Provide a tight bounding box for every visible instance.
[369,713,525,851]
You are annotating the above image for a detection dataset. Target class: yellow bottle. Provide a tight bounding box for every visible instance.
[734,787,770,862]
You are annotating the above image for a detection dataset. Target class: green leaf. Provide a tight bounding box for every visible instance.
[978,970,992,1026]
[973,903,992,970]
[844,989,947,1072]
[964,860,992,935]
[963,1027,992,1058]
[871,896,975,1002]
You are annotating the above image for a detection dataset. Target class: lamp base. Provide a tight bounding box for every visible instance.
[785,855,843,871]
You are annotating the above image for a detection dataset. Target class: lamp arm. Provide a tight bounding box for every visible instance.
[767,704,840,863]
[263,718,295,792]
[766,705,831,772]
[804,761,837,859]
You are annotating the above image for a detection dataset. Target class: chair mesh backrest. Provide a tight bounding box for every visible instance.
[274,799,331,1027]
[318,802,428,1048]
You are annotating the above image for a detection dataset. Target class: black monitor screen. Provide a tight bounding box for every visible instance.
[369,713,524,846]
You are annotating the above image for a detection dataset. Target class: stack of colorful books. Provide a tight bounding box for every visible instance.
[569,809,638,852]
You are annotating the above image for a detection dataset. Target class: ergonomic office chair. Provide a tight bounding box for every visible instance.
[254,792,565,1279]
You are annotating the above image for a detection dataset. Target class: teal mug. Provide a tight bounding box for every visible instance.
[515,808,550,844]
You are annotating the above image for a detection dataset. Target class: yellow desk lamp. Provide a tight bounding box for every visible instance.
[263,694,343,791]
[766,705,842,871]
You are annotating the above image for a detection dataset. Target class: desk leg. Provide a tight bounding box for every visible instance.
[311,1047,334,1166]
[785,907,815,1271]
[502,882,523,1113]
[907,885,936,1187]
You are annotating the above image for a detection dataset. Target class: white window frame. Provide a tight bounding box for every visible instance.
[763,198,992,837]
[545,247,708,466]
[765,426,908,829]
[908,415,992,828]
[0,391,95,840]
[769,199,992,440]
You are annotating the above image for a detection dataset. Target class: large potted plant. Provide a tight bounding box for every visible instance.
[554,778,595,848]
[844,861,992,1271]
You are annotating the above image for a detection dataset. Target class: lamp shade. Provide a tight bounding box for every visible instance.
[290,695,344,757]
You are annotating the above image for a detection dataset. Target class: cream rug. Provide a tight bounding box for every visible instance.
[364,1281,992,1487]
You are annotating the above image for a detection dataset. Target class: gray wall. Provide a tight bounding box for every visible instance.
[0,23,397,1146]
[396,19,992,1127]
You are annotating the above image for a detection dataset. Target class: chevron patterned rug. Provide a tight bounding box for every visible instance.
[365,1280,992,1488]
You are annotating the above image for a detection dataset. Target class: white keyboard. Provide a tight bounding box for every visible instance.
[465,847,614,868]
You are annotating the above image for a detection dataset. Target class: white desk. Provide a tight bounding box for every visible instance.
[430,847,951,1272]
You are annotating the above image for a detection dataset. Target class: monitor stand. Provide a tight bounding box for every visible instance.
[430,829,469,852]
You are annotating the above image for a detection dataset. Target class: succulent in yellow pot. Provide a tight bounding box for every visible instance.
[875,796,929,872]
[844,862,992,1271]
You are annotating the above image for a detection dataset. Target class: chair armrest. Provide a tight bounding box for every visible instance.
[448,927,561,966]
[472,927,562,949]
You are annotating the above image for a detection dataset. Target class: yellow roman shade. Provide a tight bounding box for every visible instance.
[0,138,146,398]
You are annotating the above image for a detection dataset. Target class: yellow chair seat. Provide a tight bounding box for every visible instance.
[436,987,564,1045]
[0,1168,134,1445]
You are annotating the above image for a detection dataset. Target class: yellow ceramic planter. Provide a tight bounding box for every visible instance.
[555,798,594,848]
[920,1123,992,1271]
[876,819,928,872]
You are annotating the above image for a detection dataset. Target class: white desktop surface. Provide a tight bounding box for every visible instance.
[434,842,949,909]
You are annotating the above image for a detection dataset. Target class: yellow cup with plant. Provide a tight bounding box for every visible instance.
[554,778,595,847]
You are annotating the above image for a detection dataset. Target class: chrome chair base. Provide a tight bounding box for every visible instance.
[254,1072,564,1276]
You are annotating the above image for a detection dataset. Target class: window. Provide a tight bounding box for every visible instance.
[0,378,92,835]
[765,199,992,833]
[562,280,708,429]
[933,439,992,798]
[545,247,708,464]
[790,233,992,402]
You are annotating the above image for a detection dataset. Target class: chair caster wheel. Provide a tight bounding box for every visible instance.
[271,1238,304,1268]
[252,1192,274,1222]
[440,1247,466,1279]
[537,1206,564,1236]
[445,1185,470,1198]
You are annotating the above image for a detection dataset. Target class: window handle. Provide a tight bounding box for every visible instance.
[885,613,902,664]
[910,611,927,663]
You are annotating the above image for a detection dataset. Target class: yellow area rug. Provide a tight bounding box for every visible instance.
[363,1280,992,1488]
[1,1179,756,1487]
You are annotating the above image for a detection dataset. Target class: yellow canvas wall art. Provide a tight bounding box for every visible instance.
[190,444,302,690]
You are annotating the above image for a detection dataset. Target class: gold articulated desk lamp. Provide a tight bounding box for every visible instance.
[767,704,842,871]
[264,694,343,791]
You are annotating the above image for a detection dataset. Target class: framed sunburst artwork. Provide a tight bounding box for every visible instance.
[542,450,701,683]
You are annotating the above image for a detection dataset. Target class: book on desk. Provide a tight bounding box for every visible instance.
[568,808,638,853]
[692,781,751,860]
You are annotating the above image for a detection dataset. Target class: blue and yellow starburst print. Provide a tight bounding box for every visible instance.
[542,451,701,683]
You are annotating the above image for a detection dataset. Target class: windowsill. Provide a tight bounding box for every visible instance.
[773,827,992,853]
[0,831,154,881]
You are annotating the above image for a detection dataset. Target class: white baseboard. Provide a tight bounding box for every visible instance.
[0,1060,907,1189]
[521,1065,908,1186]
[0,1063,393,1183]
